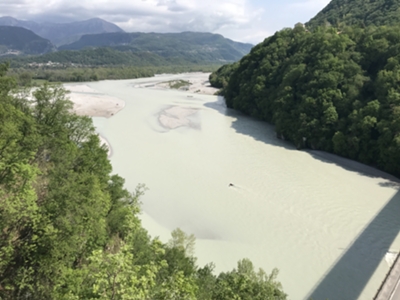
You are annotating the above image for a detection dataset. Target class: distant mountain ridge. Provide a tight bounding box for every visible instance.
[0,16,252,66]
[306,0,400,28]
[0,26,54,55]
[59,31,253,62]
[0,16,124,46]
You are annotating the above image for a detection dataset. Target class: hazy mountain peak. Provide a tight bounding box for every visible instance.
[0,26,54,55]
[0,16,124,46]
[0,16,18,23]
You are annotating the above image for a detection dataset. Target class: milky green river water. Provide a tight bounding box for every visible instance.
[85,74,400,300]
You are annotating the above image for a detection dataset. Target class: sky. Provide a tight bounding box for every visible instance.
[0,0,331,44]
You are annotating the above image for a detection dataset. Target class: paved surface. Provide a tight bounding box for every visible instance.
[390,278,400,300]
[375,252,400,300]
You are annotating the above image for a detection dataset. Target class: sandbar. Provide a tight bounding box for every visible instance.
[64,84,126,157]
[134,72,219,95]
[158,106,199,129]
[65,84,125,118]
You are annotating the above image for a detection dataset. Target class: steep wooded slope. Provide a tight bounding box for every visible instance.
[307,0,400,28]
[60,31,253,62]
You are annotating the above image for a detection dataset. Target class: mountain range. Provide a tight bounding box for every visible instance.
[0,16,253,63]
[0,16,124,46]
[0,26,54,55]
[59,31,253,62]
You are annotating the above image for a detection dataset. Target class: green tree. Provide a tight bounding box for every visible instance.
[212,259,287,300]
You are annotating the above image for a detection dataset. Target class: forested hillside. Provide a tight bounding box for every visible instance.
[59,31,253,63]
[0,63,287,299]
[307,0,400,28]
[7,47,188,67]
[0,31,252,83]
[1,46,221,83]
[210,25,400,177]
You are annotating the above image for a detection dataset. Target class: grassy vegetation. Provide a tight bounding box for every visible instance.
[168,79,191,89]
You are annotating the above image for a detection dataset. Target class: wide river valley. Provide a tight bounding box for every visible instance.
[79,73,400,300]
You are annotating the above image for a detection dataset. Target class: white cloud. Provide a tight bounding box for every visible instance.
[114,1,258,34]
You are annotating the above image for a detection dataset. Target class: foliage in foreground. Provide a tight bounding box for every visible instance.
[0,65,286,299]
[210,25,400,177]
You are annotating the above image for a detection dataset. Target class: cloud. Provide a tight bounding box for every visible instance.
[156,0,188,12]
[110,0,264,42]
[0,0,262,41]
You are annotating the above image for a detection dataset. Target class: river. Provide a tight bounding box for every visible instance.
[82,73,400,300]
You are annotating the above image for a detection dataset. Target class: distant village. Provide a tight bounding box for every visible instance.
[27,61,81,68]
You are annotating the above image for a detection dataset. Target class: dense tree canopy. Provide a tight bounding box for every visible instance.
[307,0,400,29]
[0,46,221,83]
[210,25,400,177]
[0,64,286,299]
[0,64,220,86]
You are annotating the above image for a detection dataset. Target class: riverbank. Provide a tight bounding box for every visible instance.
[65,84,125,118]
[64,84,124,158]
[98,134,112,158]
